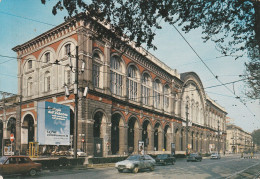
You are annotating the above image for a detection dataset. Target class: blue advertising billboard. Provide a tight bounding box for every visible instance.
[37,101,70,145]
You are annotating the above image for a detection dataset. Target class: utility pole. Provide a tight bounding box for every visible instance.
[73,46,79,159]
[1,92,6,156]
[185,103,189,156]
[217,120,220,154]
[232,132,235,154]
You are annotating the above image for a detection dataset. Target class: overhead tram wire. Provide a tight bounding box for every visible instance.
[0,11,56,27]
[1,10,255,116]
[172,25,256,118]
[0,53,250,95]
[2,12,257,127]
[0,54,19,65]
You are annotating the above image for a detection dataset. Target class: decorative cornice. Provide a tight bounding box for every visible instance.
[12,19,80,56]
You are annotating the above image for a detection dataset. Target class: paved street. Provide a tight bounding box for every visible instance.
[4,154,260,179]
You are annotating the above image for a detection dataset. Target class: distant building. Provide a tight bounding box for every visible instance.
[226,124,253,153]
[226,117,235,125]
[0,14,227,157]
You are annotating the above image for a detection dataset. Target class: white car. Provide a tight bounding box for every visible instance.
[211,153,221,159]
[69,149,87,157]
[115,155,155,173]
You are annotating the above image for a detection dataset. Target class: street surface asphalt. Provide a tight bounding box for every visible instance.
[3,154,260,179]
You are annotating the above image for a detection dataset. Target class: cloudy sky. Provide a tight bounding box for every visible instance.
[0,0,259,132]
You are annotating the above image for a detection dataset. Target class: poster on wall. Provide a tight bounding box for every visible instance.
[37,101,70,145]
[171,143,176,156]
[21,128,28,144]
[138,140,144,155]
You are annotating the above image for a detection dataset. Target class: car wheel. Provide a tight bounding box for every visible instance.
[118,169,123,173]
[132,166,139,173]
[150,165,154,171]
[29,169,37,176]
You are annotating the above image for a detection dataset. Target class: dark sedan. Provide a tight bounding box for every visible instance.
[156,154,176,165]
[187,153,202,162]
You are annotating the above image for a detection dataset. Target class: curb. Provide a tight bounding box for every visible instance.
[87,163,115,168]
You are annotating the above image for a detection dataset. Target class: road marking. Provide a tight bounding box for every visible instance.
[218,162,260,179]
[171,158,254,172]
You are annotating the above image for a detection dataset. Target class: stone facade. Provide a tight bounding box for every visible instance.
[0,16,227,157]
[226,124,253,154]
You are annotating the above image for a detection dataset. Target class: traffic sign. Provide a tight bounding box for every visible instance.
[81,139,85,143]
[10,133,14,142]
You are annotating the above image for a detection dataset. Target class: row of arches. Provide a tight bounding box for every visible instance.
[1,107,224,156]
[93,111,172,155]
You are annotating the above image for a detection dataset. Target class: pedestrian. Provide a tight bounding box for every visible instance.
[140,145,144,155]
[250,152,253,159]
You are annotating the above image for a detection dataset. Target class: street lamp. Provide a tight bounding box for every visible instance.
[217,120,220,154]
[185,102,189,156]
[245,138,247,152]
[65,46,87,159]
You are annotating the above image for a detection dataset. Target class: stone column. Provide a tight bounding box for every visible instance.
[103,42,111,95]
[205,135,209,153]
[147,129,154,152]
[158,130,164,151]
[84,33,93,87]
[86,120,94,156]
[100,122,109,157]
[134,127,142,153]
[187,131,191,152]
[180,128,185,151]
[119,124,128,155]
[175,131,180,151]
[166,132,173,151]
[123,74,127,98]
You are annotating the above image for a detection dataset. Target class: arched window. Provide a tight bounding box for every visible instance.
[44,52,50,63]
[27,77,33,96]
[65,65,72,85]
[28,60,32,70]
[110,56,123,96]
[64,44,71,55]
[196,102,199,124]
[92,53,101,88]
[141,73,151,105]
[163,84,170,112]
[44,71,51,92]
[191,100,195,122]
[127,65,138,101]
[153,79,162,108]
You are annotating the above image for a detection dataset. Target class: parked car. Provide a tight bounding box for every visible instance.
[155,154,176,165]
[0,156,42,176]
[187,153,202,162]
[211,153,221,159]
[69,149,87,157]
[115,154,155,173]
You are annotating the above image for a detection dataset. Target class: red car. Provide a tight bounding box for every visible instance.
[0,156,42,176]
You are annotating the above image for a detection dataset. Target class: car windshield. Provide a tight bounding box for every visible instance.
[157,154,168,159]
[0,156,7,164]
[127,155,140,160]
[190,154,198,156]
